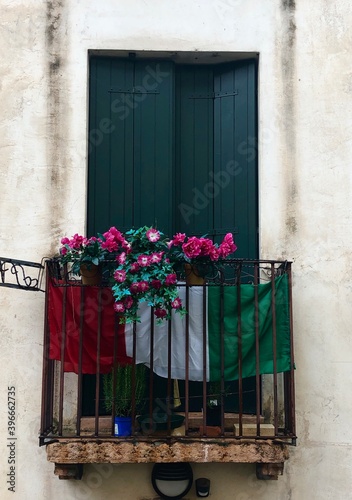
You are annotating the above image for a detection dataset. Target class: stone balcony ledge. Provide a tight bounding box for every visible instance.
[46,437,290,480]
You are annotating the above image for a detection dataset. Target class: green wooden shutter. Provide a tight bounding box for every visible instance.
[213,61,258,258]
[174,61,257,258]
[132,61,174,234]
[88,58,174,235]
[175,65,214,235]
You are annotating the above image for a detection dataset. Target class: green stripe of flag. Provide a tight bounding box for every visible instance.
[208,274,292,381]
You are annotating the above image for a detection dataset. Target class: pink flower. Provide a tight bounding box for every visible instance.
[137,254,150,267]
[101,227,127,252]
[61,237,70,245]
[150,252,164,264]
[123,242,132,254]
[114,269,126,282]
[146,228,160,242]
[199,238,214,256]
[117,252,126,265]
[60,247,68,255]
[104,227,125,244]
[113,301,125,313]
[171,297,182,309]
[130,263,140,273]
[209,247,220,261]
[171,233,186,246]
[101,235,119,252]
[165,273,177,286]
[154,308,167,319]
[124,296,134,310]
[151,279,162,290]
[130,282,140,294]
[138,281,149,293]
[218,233,237,258]
[71,234,86,249]
[224,233,237,253]
[182,237,202,259]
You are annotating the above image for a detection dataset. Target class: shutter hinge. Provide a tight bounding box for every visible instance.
[109,87,160,95]
[188,90,238,99]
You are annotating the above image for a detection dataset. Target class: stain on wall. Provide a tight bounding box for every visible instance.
[279,0,298,239]
[282,0,296,10]
[45,0,69,255]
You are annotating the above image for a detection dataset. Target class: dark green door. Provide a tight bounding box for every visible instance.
[85,56,258,416]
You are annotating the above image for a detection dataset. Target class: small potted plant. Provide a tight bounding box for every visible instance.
[103,363,146,436]
[59,227,129,284]
[168,232,237,285]
[205,382,223,426]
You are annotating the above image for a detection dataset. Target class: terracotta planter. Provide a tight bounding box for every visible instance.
[184,263,205,286]
[80,263,102,285]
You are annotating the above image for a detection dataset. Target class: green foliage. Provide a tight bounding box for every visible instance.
[112,226,186,324]
[103,364,146,417]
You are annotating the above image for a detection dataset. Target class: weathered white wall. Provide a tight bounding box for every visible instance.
[1,0,352,498]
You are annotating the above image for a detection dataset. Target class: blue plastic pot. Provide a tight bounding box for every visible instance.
[114,416,132,436]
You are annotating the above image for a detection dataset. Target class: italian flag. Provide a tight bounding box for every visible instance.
[125,274,292,381]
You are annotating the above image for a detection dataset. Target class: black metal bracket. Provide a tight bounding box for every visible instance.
[0,257,44,292]
[188,90,238,99]
[109,87,160,95]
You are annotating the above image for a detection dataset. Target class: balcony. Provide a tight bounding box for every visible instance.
[40,258,296,480]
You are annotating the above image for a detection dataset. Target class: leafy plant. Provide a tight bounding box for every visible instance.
[103,363,146,417]
[207,381,222,408]
[168,232,237,277]
[111,226,186,323]
[59,227,128,276]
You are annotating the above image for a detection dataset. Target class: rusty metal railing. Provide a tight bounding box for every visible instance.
[39,258,296,446]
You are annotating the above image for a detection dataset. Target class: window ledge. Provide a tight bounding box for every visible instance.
[46,438,289,480]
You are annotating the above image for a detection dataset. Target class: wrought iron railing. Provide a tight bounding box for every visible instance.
[0,257,44,291]
[39,258,296,446]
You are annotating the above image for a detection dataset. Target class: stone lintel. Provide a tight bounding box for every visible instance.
[46,439,289,465]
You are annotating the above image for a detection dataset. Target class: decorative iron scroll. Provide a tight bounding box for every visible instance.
[0,257,44,291]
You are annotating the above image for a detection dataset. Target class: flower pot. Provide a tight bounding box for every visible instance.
[114,416,132,436]
[184,263,205,286]
[80,263,102,285]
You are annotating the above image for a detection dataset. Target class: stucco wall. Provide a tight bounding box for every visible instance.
[1,0,352,498]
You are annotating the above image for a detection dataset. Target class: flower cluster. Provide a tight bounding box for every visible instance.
[112,226,186,324]
[59,227,128,276]
[59,225,237,322]
[169,232,237,261]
